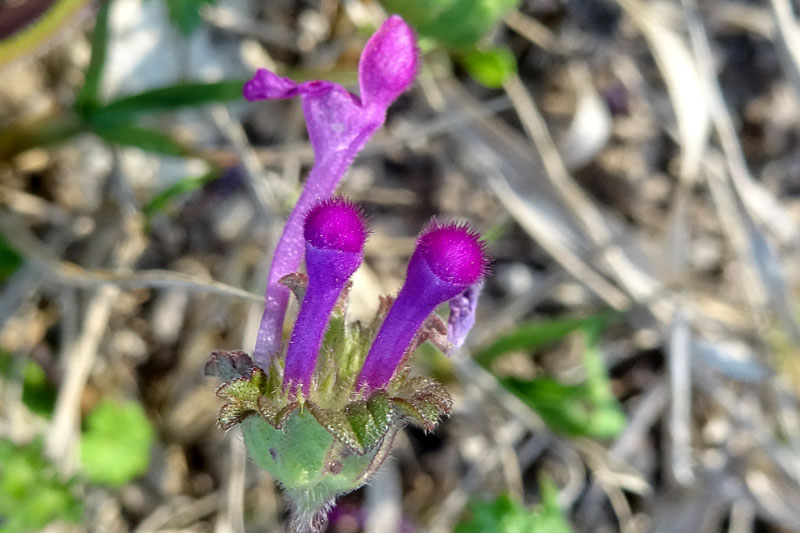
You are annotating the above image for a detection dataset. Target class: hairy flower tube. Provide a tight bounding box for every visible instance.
[245,15,418,368]
[283,198,367,398]
[357,222,489,390]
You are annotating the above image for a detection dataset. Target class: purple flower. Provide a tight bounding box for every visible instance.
[357,222,489,390]
[245,16,418,368]
[283,198,367,398]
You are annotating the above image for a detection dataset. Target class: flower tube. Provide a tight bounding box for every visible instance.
[357,222,488,390]
[244,16,417,368]
[283,198,367,398]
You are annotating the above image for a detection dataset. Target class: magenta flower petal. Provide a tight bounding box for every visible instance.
[283,199,367,397]
[243,70,299,101]
[357,222,488,390]
[447,281,483,349]
[247,17,418,368]
[359,15,418,109]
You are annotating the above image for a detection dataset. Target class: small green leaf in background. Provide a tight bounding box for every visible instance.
[380,0,520,49]
[475,314,612,367]
[0,352,57,418]
[476,314,626,439]
[74,0,112,115]
[81,399,155,486]
[455,477,571,533]
[165,0,217,35]
[0,439,83,533]
[91,80,246,127]
[143,170,220,218]
[460,46,517,88]
[0,235,23,283]
[21,361,57,418]
[92,124,189,156]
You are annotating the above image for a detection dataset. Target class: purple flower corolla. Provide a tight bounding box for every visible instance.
[244,16,418,368]
[283,198,367,398]
[447,281,484,349]
[357,222,489,390]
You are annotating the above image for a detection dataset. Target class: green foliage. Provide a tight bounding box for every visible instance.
[90,80,246,127]
[67,0,244,161]
[0,352,57,418]
[92,124,189,156]
[74,0,111,114]
[460,46,517,88]
[0,439,83,533]
[380,0,519,49]
[456,477,571,533]
[0,235,23,283]
[477,314,626,438]
[380,0,520,87]
[165,0,217,35]
[80,400,155,486]
[143,170,221,218]
[21,360,57,418]
[475,314,613,366]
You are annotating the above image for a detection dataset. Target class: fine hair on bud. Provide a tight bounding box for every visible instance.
[357,220,488,390]
[283,198,368,397]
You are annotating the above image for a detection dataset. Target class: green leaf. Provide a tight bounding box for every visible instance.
[0,352,57,418]
[0,439,83,532]
[0,234,23,283]
[491,322,627,439]
[165,0,216,35]
[460,46,516,88]
[380,0,520,49]
[480,315,626,438]
[92,124,188,155]
[80,399,154,486]
[91,80,246,126]
[144,170,221,217]
[475,314,613,367]
[21,360,57,418]
[74,0,112,114]
[455,479,571,533]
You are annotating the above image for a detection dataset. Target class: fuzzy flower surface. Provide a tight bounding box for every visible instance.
[357,222,489,390]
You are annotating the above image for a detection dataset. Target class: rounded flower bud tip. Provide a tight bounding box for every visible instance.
[416,221,489,286]
[304,198,368,253]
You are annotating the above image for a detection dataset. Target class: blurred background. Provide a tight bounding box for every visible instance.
[2,0,800,531]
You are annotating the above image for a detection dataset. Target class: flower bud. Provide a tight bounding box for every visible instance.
[357,221,488,389]
[283,199,367,397]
